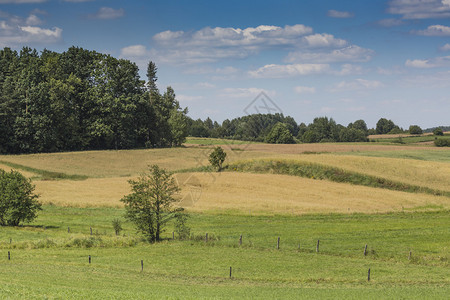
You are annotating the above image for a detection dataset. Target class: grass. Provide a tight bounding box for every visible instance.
[0,206,449,298]
[173,172,449,215]
[227,159,450,197]
[286,153,450,191]
[336,149,450,163]
[1,143,449,298]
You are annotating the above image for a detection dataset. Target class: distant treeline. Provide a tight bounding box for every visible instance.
[187,115,448,144]
[0,47,188,154]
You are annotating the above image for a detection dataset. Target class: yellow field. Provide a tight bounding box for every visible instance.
[0,148,272,178]
[2,142,449,215]
[283,154,450,192]
[33,172,449,214]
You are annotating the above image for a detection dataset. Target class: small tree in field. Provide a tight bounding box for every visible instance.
[0,169,41,226]
[121,165,180,242]
[209,146,227,171]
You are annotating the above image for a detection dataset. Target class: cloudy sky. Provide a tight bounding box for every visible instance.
[1,0,450,128]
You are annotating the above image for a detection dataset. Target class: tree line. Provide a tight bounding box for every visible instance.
[0,46,189,154]
[187,115,437,144]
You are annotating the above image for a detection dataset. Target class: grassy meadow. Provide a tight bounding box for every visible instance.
[0,139,449,298]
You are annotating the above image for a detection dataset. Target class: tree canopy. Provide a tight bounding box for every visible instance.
[0,47,189,154]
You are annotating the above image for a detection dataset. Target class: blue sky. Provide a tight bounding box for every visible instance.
[1,0,450,128]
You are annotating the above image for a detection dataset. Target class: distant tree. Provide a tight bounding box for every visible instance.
[409,125,422,135]
[376,118,396,134]
[433,128,444,136]
[0,169,41,226]
[339,128,368,142]
[301,130,320,143]
[121,165,181,242]
[209,147,227,171]
[265,122,295,144]
[348,120,368,135]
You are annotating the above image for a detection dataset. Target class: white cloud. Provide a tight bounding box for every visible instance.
[89,7,124,20]
[219,87,275,99]
[0,19,62,47]
[332,79,384,92]
[302,33,347,48]
[150,24,357,64]
[376,18,404,27]
[440,43,450,51]
[414,25,450,36]
[327,10,354,18]
[120,44,148,57]
[248,63,330,78]
[25,14,43,26]
[388,0,450,19]
[294,86,316,94]
[286,45,374,63]
[405,56,450,68]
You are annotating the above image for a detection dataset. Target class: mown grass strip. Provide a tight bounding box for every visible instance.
[226,159,450,197]
[0,160,88,180]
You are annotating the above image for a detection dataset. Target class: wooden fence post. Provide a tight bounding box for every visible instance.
[89,255,91,264]
[172,232,175,241]
[239,235,242,246]
[68,227,70,233]
[277,237,280,249]
[364,244,368,256]
[8,251,10,260]
[316,239,320,253]
[141,260,144,272]
[90,227,93,235]
[229,266,232,278]
[408,251,411,260]
[205,233,208,242]
[368,268,371,281]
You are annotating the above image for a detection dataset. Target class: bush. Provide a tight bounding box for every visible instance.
[434,138,450,147]
[0,169,41,226]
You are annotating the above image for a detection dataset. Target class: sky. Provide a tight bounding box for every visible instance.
[1,0,450,129]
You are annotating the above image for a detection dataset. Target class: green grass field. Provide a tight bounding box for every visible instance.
[1,206,449,299]
[0,140,449,298]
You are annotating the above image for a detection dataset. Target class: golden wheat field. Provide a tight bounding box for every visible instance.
[281,154,450,192]
[1,142,449,214]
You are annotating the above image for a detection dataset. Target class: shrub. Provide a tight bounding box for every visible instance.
[0,169,41,226]
[112,218,123,235]
[434,138,450,147]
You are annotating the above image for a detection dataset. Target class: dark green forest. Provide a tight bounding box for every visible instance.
[0,47,188,154]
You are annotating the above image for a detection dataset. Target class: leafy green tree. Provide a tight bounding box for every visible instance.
[339,128,368,142]
[376,118,396,134]
[121,165,180,242]
[0,169,41,226]
[209,147,227,171]
[265,122,295,144]
[409,125,422,135]
[433,128,444,136]
[434,138,450,147]
[348,120,368,135]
